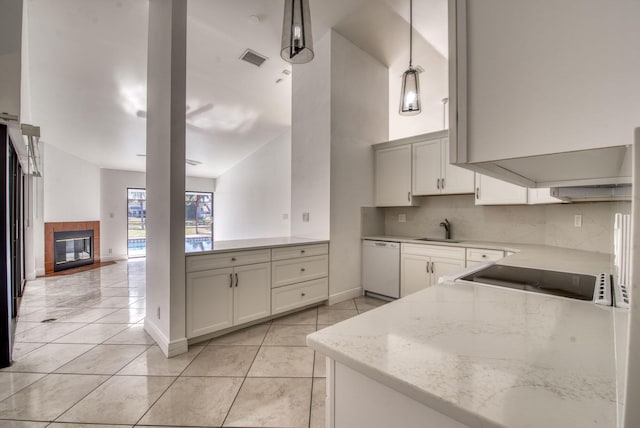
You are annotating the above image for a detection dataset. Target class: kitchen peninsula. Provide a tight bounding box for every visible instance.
[185,237,329,343]
[308,243,622,428]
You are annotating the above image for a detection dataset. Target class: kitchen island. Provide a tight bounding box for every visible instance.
[308,243,621,428]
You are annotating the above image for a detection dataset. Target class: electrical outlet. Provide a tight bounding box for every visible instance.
[302,212,310,222]
[108,248,112,254]
[398,214,406,223]
[157,307,161,319]
[574,214,583,228]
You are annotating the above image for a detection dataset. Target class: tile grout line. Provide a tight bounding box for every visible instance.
[220,320,273,427]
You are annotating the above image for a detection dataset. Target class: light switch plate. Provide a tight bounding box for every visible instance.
[574,214,583,228]
[302,212,310,222]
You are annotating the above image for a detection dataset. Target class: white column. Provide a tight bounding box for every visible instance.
[144,0,187,357]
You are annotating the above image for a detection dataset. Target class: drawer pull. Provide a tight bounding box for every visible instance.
[301,292,306,297]
[231,257,237,262]
[482,254,487,258]
[301,268,306,272]
[235,273,239,287]
[301,250,306,254]
[229,273,233,288]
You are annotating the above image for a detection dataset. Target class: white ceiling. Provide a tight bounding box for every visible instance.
[25,0,447,178]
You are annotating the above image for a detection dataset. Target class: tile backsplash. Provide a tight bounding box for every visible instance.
[381,194,630,254]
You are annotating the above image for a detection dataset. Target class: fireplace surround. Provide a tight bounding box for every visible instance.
[45,221,100,275]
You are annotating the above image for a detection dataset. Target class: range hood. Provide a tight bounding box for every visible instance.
[550,184,632,202]
[461,145,632,189]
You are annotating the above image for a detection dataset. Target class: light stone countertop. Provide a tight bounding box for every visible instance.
[308,281,617,428]
[363,235,614,276]
[308,237,618,427]
[185,236,328,255]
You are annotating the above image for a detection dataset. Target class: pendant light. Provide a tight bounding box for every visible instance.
[399,0,421,115]
[281,0,314,64]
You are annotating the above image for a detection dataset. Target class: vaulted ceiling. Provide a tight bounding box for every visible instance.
[24,0,447,178]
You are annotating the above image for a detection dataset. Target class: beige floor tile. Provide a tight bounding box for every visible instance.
[317,307,359,325]
[14,322,86,343]
[272,307,318,325]
[90,296,142,309]
[224,377,312,427]
[14,322,42,335]
[0,421,48,427]
[263,324,316,347]
[310,378,326,428]
[57,375,174,425]
[2,343,95,373]
[248,346,314,378]
[354,295,388,313]
[119,345,203,376]
[208,323,270,346]
[55,344,149,375]
[325,299,357,310]
[103,324,155,345]
[0,374,108,421]
[183,345,258,377]
[94,308,145,324]
[55,308,119,323]
[48,424,131,428]
[0,372,47,401]
[53,323,129,344]
[313,352,327,378]
[17,307,79,322]
[139,377,243,426]
[128,299,146,309]
[10,342,46,360]
[95,287,136,297]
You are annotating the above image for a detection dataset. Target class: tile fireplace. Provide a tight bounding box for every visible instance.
[45,221,100,275]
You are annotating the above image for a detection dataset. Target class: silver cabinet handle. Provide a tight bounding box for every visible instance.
[430,262,434,274]
[482,254,487,258]
[301,267,306,272]
[476,187,480,199]
[301,250,306,254]
[441,178,445,189]
[437,178,441,189]
[301,292,306,297]
[407,191,411,201]
[231,257,236,262]
[229,273,233,288]
[234,273,239,287]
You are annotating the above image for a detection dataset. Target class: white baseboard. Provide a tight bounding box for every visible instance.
[328,286,363,305]
[101,255,128,262]
[26,271,36,281]
[144,319,188,357]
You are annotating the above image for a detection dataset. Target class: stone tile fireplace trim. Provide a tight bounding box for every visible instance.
[44,221,100,274]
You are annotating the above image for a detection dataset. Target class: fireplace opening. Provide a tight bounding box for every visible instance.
[53,230,94,272]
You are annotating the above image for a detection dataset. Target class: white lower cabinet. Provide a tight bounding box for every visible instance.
[465,248,505,268]
[186,262,270,339]
[272,278,329,315]
[400,244,465,297]
[186,268,234,338]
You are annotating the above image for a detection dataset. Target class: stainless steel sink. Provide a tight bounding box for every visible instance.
[415,238,461,243]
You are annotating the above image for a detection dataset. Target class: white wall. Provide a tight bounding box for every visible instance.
[43,143,101,222]
[389,33,448,140]
[214,132,291,241]
[329,31,389,302]
[291,32,331,240]
[100,168,215,261]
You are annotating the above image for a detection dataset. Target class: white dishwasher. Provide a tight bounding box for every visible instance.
[362,240,400,299]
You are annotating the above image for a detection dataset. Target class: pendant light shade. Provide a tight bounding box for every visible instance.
[400,68,421,115]
[281,0,314,64]
[399,0,421,115]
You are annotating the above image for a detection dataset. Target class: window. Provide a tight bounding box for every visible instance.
[127,188,214,257]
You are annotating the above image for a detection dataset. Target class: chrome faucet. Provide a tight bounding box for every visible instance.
[439,219,451,240]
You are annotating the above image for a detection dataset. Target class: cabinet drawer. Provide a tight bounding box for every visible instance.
[401,243,465,260]
[186,249,271,272]
[466,248,504,263]
[272,255,329,288]
[272,278,328,315]
[271,243,328,261]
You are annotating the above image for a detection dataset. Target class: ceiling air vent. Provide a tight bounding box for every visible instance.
[240,49,268,67]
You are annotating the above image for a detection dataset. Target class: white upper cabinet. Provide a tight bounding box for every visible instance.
[375,145,415,207]
[0,1,23,119]
[448,0,640,187]
[475,174,528,205]
[527,188,563,205]
[413,138,474,196]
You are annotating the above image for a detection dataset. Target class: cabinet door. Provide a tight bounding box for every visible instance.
[400,254,431,297]
[432,257,466,284]
[233,262,271,325]
[412,140,441,196]
[441,138,475,194]
[475,174,528,205]
[375,145,414,206]
[186,267,233,338]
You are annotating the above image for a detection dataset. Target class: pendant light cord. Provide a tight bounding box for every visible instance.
[409,0,413,68]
